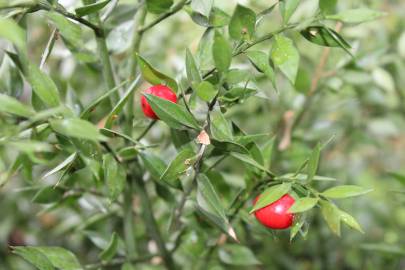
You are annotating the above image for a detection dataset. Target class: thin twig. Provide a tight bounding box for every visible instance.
[40,28,58,70]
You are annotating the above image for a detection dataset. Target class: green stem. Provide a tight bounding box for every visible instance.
[132,174,177,270]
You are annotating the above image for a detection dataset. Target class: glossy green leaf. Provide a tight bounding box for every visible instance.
[231,152,274,176]
[42,152,77,179]
[218,244,261,265]
[339,210,364,233]
[213,31,232,73]
[75,0,111,17]
[211,139,249,155]
[160,148,195,188]
[288,197,318,213]
[319,0,337,14]
[99,232,118,261]
[225,69,251,84]
[250,183,291,213]
[320,200,341,236]
[191,0,213,17]
[197,28,215,70]
[28,64,61,107]
[105,76,140,129]
[8,141,53,153]
[209,8,231,27]
[301,26,351,48]
[279,0,300,24]
[271,35,299,84]
[103,154,126,203]
[290,215,306,241]
[47,12,82,47]
[14,246,82,270]
[322,185,373,199]
[0,18,26,53]
[12,246,55,270]
[195,81,217,102]
[306,143,321,182]
[0,93,34,117]
[228,4,256,40]
[137,54,178,92]
[50,118,107,141]
[210,111,233,141]
[32,186,64,204]
[146,0,173,14]
[246,50,275,87]
[143,94,200,130]
[196,174,238,241]
[140,152,167,180]
[326,8,385,24]
[185,48,201,85]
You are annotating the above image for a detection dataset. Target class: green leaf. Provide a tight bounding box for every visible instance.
[320,200,341,236]
[246,50,275,87]
[32,186,64,204]
[388,172,405,186]
[306,143,321,182]
[50,118,107,141]
[228,4,256,41]
[185,48,201,85]
[0,18,26,53]
[99,232,119,261]
[14,246,82,270]
[218,244,261,266]
[47,12,82,47]
[301,26,351,48]
[326,8,385,24]
[231,152,274,176]
[271,35,299,84]
[210,111,233,141]
[103,154,126,203]
[160,148,195,188]
[322,185,373,199]
[288,197,318,213]
[0,93,34,117]
[319,0,337,15]
[290,215,306,241]
[195,81,218,102]
[225,69,251,84]
[8,141,53,153]
[12,246,55,270]
[197,28,215,70]
[209,8,231,27]
[28,64,61,107]
[140,152,167,180]
[191,0,213,17]
[137,54,178,92]
[360,243,405,256]
[339,210,364,233]
[105,76,140,129]
[196,174,238,241]
[249,183,291,213]
[42,152,77,179]
[211,139,249,155]
[146,0,173,14]
[143,94,200,130]
[279,0,300,24]
[75,0,111,17]
[213,31,232,73]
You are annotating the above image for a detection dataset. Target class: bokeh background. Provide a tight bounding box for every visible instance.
[1,0,405,269]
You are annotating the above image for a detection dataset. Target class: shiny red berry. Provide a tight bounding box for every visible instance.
[253,194,295,229]
[141,85,177,119]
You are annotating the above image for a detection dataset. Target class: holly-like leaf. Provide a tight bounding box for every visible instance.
[0,93,34,118]
[137,54,178,92]
[143,94,201,130]
[75,0,111,17]
[213,31,232,73]
[271,35,299,84]
[321,185,373,199]
[160,148,195,188]
[50,118,107,141]
[250,183,291,213]
[246,50,275,87]
[288,197,318,213]
[228,4,256,40]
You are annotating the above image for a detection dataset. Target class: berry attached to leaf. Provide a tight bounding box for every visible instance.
[141,84,177,119]
[253,194,295,229]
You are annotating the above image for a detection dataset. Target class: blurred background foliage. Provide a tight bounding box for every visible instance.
[1,0,405,269]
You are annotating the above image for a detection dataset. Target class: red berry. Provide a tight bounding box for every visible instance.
[253,194,295,229]
[141,85,177,119]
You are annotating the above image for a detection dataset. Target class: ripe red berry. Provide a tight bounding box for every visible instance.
[253,194,295,229]
[141,84,177,119]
